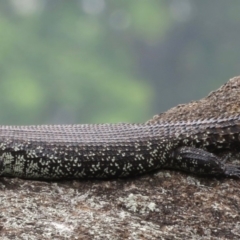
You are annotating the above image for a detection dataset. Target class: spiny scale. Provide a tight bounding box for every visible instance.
[0,115,240,179]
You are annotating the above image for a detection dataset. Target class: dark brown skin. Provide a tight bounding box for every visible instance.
[0,77,240,179]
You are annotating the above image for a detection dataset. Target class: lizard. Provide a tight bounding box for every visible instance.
[0,77,240,180]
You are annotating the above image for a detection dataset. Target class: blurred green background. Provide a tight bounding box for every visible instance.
[0,0,240,125]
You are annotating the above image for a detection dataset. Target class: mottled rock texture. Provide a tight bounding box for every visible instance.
[1,76,240,239]
[0,173,240,239]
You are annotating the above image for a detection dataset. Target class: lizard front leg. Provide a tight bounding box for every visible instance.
[170,147,240,177]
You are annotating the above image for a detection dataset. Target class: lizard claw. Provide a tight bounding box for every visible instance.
[224,165,240,178]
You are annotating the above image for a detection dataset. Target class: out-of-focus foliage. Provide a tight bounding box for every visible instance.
[0,0,240,124]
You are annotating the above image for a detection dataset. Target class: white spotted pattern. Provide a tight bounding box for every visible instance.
[0,115,239,179]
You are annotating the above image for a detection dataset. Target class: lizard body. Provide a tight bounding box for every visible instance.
[1,77,240,179]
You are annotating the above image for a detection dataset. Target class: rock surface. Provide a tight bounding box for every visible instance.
[1,173,240,239]
[1,77,240,239]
